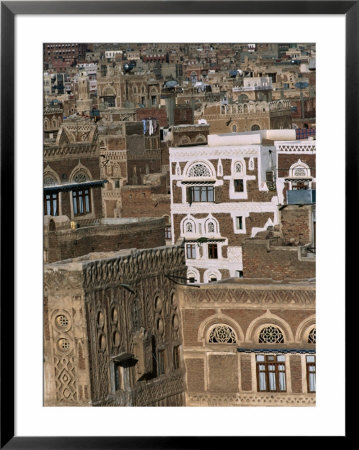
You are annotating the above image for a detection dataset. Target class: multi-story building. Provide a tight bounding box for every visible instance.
[43,118,105,226]
[275,138,316,205]
[44,43,87,70]
[44,245,187,406]
[195,100,292,134]
[169,130,299,284]
[43,101,63,140]
[97,64,161,109]
[177,278,316,406]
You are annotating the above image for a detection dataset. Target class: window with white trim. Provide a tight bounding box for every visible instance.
[186,244,196,259]
[235,216,243,230]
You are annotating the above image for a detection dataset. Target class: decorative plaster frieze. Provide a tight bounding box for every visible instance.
[182,287,315,307]
[172,202,279,215]
[186,392,315,406]
[169,146,260,162]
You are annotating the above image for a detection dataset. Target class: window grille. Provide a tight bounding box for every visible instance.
[208,325,237,343]
[258,326,284,344]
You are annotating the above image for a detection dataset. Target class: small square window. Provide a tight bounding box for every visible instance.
[234,179,244,192]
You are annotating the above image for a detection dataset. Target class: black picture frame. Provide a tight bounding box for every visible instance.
[1,1,352,447]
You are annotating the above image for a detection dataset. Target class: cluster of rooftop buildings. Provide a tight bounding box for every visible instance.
[43,43,316,407]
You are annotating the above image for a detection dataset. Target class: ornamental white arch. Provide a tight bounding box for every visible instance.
[232,159,246,176]
[245,311,294,344]
[197,313,244,344]
[289,159,311,178]
[204,216,219,234]
[184,160,216,179]
[187,267,200,284]
[181,216,196,235]
[203,268,222,284]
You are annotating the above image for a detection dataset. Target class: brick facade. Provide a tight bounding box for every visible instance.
[44,217,166,263]
[177,281,316,406]
[44,246,187,406]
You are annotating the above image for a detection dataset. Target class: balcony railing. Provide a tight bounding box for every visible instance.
[287,189,316,205]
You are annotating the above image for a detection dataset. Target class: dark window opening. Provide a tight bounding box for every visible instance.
[157,349,165,376]
[103,95,115,107]
[208,243,218,259]
[173,346,180,370]
[236,216,243,230]
[234,179,244,192]
[188,277,195,283]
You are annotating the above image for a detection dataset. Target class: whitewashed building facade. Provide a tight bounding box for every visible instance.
[169,130,298,283]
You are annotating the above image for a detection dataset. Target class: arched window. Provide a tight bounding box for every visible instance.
[258,326,284,344]
[235,162,243,174]
[208,325,237,344]
[188,163,211,178]
[232,125,237,132]
[308,327,316,344]
[293,166,308,177]
[44,175,57,186]
[251,124,260,131]
[207,222,215,233]
[72,170,91,216]
[186,222,193,233]
[73,171,88,183]
[289,161,310,178]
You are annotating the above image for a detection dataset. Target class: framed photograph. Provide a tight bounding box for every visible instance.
[1,1,351,447]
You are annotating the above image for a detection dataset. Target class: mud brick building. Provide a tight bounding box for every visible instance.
[44,245,187,406]
[44,43,88,70]
[43,102,63,140]
[275,138,316,205]
[177,279,316,407]
[97,64,161,109]
[194,100,292,134]
[43,216,166,264]
[98,120,165,221]
[43,118,106,226]
[169,130,297,283]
